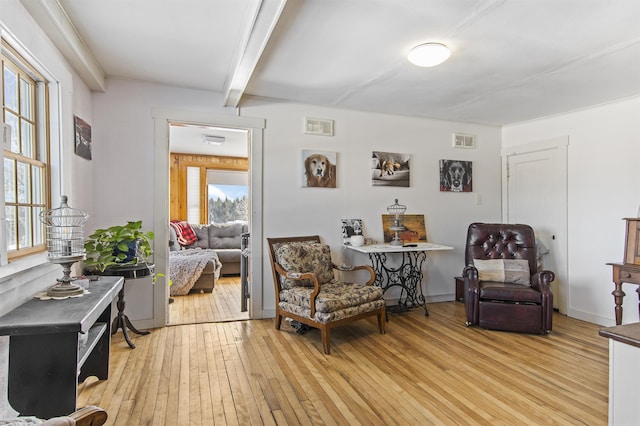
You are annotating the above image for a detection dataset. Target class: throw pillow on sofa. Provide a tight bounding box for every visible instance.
[209,222,245,249]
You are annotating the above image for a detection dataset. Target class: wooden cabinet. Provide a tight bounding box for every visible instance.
[624,218,640,265]
[606,219,640,325]
[607,263,640,325]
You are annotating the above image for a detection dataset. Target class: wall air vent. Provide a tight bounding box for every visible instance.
[453,133,475,149]
[304,117,334,136]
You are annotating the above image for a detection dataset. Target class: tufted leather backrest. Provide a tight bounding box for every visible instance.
[465,223,538,275]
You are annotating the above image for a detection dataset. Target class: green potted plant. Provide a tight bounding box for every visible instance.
[84,220,155,273]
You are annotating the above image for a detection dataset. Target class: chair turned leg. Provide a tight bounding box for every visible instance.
[321,327,331,355]
[378,311,386,334]
[274,314,283,330]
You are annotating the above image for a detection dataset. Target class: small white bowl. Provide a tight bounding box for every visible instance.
[350,235,365,247]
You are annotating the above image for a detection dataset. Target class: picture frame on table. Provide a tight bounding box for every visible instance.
[341,218,363,245]
[381,214,427,243]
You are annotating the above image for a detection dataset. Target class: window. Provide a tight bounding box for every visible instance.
[1,42,49,259]
[208,184,248,223]
[207,170,248,224]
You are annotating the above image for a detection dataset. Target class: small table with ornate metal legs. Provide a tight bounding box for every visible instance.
[347,243,453,315]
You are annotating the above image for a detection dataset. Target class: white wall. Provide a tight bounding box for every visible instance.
[91,78,237,327]
[0,0,94,418]
[241,98,503,313]
[91,78,236,230]
[91,81,503,321]
[503,96,640,326]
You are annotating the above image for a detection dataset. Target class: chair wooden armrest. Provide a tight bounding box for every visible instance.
[333,263,375,285]
[274,262,321,317]
[37,406,107,426]
[68,406,108,426]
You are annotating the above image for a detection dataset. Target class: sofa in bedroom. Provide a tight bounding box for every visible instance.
[169,221,248,294]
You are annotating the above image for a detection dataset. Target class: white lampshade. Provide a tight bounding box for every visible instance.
[408,43,451,67]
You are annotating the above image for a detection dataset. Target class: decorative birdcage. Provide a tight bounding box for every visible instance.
[40,195,89,297]
[387,199,406,246]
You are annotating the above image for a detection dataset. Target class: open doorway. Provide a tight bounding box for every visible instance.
[167,122,250,325]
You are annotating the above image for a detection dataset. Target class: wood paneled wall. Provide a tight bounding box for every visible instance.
[169,153,248,223]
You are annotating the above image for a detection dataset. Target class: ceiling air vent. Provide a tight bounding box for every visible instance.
[304,117,334,136]
[453,133,475,149]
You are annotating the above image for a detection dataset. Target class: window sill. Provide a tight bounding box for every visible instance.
[0,253,50,282]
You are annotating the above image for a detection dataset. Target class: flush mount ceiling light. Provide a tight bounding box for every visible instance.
[202,134,226,145]
[408,42,451,67]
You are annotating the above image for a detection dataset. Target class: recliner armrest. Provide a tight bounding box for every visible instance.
[530,269,555,293]
[463,265,480,325]
[463,265,479,285]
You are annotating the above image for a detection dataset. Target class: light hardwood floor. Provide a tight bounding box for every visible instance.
[169,276,249,325]
[78,302,609,425]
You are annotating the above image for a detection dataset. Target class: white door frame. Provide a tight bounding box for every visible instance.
[501,136,569,314]
[151,108,265,327]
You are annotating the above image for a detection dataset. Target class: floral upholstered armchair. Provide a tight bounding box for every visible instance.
[267,236,386,354]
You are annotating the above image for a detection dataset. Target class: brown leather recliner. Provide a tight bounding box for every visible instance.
[463,223,554,334]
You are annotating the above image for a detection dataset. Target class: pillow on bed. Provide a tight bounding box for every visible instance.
[473,258,531,285]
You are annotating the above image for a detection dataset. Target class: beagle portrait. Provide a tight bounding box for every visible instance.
[440,159,472,192]
[304,152,337,188]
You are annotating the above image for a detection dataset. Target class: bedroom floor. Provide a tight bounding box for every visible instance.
[168,275,249,325]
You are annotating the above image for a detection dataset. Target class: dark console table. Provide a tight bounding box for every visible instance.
[0,276,123,419]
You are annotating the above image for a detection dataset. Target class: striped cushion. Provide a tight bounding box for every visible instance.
[473,258,531,285]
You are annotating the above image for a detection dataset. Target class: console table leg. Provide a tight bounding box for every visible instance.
[125,315,150,336]
[613,281,625,325]
[110,286,150,349]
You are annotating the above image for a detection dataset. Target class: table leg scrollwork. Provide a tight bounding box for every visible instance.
[368,251,429,316]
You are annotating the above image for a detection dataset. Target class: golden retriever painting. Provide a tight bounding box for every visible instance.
[302,150,337,188]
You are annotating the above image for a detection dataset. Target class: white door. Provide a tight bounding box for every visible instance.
[502,137,568,313]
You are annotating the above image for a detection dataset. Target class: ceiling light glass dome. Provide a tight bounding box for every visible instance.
[408,43,451,67]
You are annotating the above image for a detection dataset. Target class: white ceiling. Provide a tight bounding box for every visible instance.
[22,0,640,129]
[169,124,249,157]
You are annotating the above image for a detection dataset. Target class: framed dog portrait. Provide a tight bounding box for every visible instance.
[301,150,337,188]
[440,159,472,192]
[371,151,410,187]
